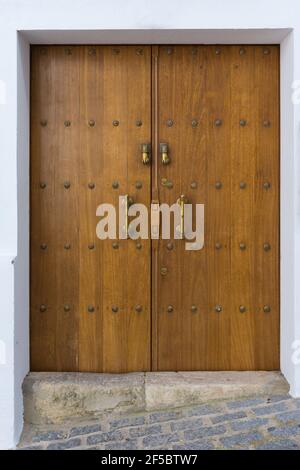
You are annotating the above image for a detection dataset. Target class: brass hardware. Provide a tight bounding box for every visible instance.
[40,119,47,127]
[240,119,247,126]
[240,181,247,189]
[40,182,47,189]
[64,304,71,312]
[88,182,95,189]
[191,305,197,313]
[112,180,119,189]
[215,305,222,313]
[160,143,170,165]
[239,242,246,250]
[112,305,119,313]
[161,178,173,189]
[191,119,198,128]
[263,181,271,190]
[112,120,119,126]
[177,195,187,239]
[263,305,271,313]
[215,48,221,55]
[215,181,222,190]
[64,243,71,250]
[112,242,119,249]
[215,242,222,250]
[64,120,71,127]
[136,242,142,250]
[166,242,174,251]
[166,119,174,127]
[190,181,198,189]
[136,48,143,55]
[88,243,95,250]
[136,119,143,127]
[40,243,47,250]
[215,119,222,127]
[239,48,246,55]
[88,119,95,127]
[135,181,142,189]
[141,143,151,165]
[263,48,270,55]
[112,48,120,55]
[239,305,246,313]
[65,48,72,55]
[87,305,95,313]
[64,181,71,189]
[263,120,271,127]
[167,305,173,313]
[40,304,47,312]
[263,243,271,252]
[88,48,96,55]
[135,305,142,313]
[160,267,168,276]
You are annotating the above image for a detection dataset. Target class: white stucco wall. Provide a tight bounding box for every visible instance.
[1,0,300,449]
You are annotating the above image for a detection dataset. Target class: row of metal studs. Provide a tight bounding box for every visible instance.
[37,304,272,313]
[39,47,273,56]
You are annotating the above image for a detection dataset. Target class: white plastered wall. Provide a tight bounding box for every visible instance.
[0,0,300,449]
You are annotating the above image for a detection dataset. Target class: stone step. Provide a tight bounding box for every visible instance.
[23,371,289,425]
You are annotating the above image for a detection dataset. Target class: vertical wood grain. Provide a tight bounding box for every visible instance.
[253,46,280,369]
[154,45,279,371]
[31,44,279,372]
[156,46,210,370]
[78,46,104,372]
[205,46,231,370]
[31,45,151,372]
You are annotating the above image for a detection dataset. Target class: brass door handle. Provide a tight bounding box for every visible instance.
[177,195,187,239]
[160,143,170,165]
[141,143,151,165]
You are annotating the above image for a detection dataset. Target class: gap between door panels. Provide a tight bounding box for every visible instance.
[151,45,159,371]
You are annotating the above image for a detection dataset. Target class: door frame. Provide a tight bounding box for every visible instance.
[17,30,295,407]
[1,9,299,448]
[19,30,292,378]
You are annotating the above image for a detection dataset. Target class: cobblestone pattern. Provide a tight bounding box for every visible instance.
[18,394,300,450]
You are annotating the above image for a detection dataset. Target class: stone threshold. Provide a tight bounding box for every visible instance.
[23,371,289,425]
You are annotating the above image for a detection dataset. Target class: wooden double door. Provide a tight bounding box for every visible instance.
[31,45,279,372]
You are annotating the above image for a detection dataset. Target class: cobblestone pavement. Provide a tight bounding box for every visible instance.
[18,393,300,450]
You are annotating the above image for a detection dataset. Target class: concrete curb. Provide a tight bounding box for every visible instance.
[23,371,289,424]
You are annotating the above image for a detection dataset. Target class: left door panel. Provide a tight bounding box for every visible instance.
[30,46,152,372]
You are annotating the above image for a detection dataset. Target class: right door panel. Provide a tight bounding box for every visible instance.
[153,45,280,371]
